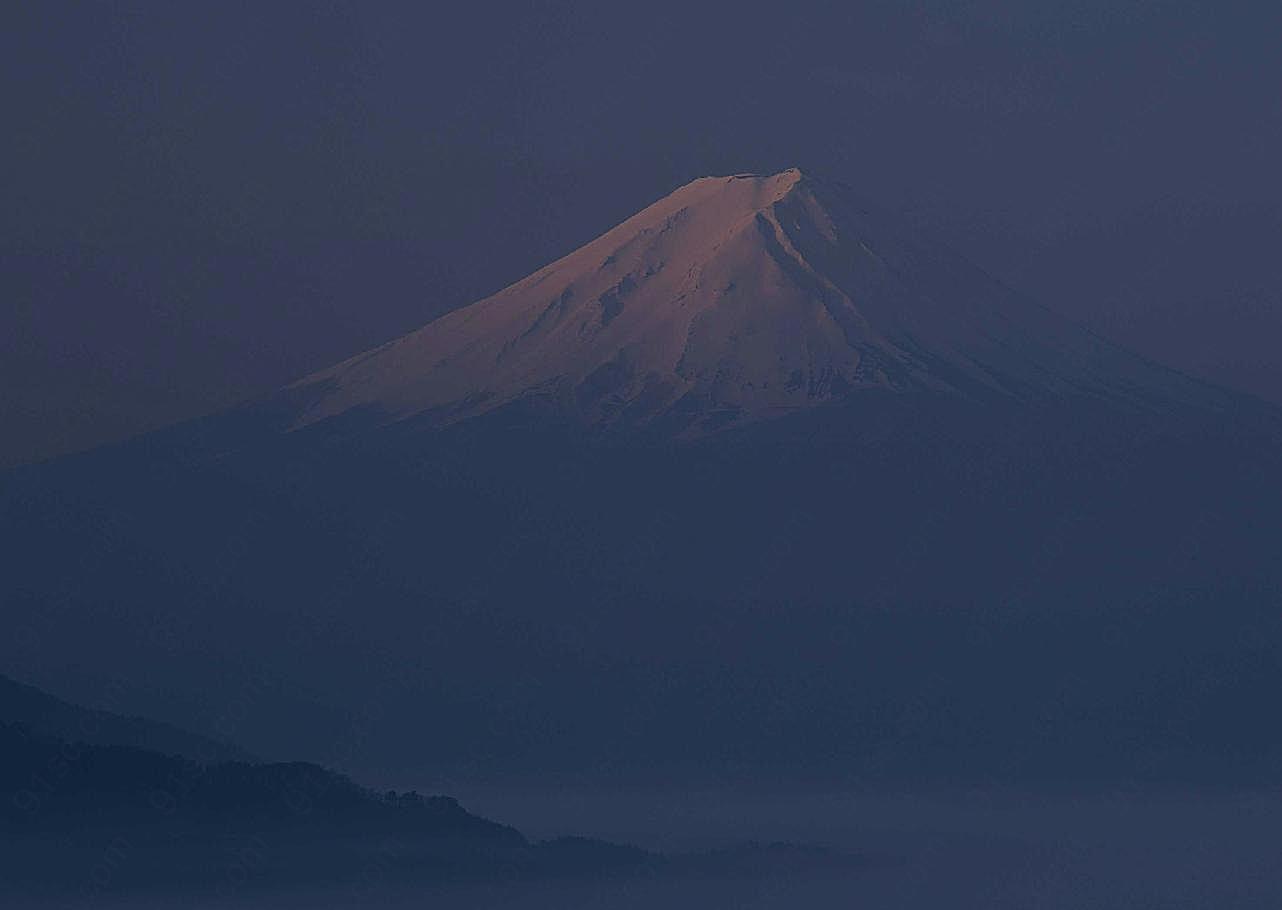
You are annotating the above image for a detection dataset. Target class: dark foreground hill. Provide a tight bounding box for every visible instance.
[0,720,530,895]
[0,672,252,763]
[0,712,855,903]
[0,722,519,842]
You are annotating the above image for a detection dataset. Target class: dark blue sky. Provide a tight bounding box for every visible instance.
[3,0,1280,464]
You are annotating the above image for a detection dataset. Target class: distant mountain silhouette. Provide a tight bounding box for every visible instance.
[2,172,1281,787]
[0,672,252,763]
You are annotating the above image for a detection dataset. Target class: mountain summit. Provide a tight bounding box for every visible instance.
[286,169,1169,437]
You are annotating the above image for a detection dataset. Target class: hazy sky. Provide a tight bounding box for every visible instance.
[3,0,1280,465]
